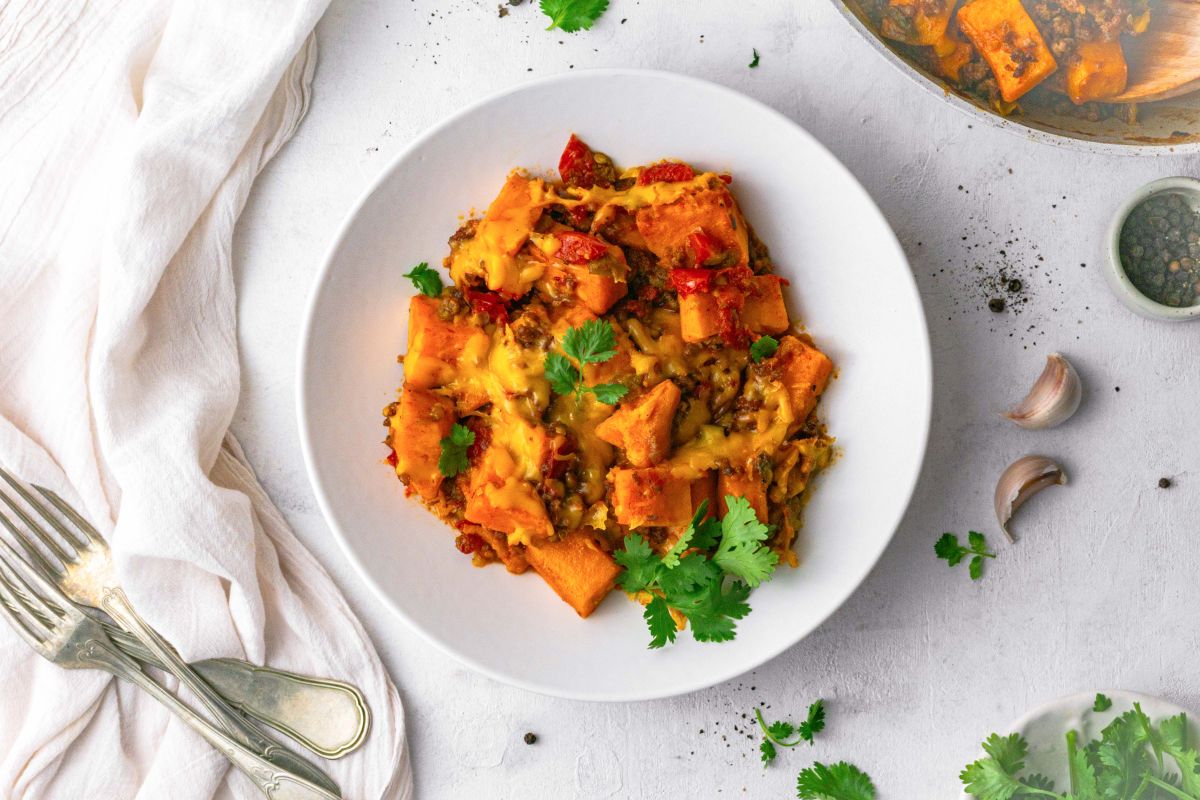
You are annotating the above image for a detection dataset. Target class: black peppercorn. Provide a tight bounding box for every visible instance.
[988,297,1006,312]
[1159,477,1172,489]
[523,732,537,745]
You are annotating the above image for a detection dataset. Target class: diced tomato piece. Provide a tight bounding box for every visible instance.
[637,162,696,186]
[464,416,491,464]
[718,173,733,184]
[568,204,593,230]
[686,228,725,266]
[559,134,597,188]
[715,287,750,348]
[669,268,716,297]
[455,533,486,554]
[385,449,398,467]
[465,290,510,326]
[556,231,610,265]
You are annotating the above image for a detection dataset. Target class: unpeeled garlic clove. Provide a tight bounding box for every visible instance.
[1003,353,1082,430]
[994,455,1067,543]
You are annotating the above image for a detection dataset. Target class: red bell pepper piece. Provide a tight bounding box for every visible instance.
[559,134,597,188]
[669,268,716,297]
[637,162,696,186]
[466,290,510,325]
[556,231,610,264]
[686,228,724,266]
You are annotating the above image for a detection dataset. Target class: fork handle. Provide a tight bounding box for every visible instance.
[99,588,340,795]
[81,637,340,800]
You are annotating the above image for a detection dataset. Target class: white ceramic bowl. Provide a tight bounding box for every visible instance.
[959,690,1200,799]
[1106,177,1200,321]
[297,69,932,701]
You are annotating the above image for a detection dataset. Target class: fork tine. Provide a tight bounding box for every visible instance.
[0,562,50,649]
[0,469,89,552]
[0,505,63,579]
[0,539,67,621]
[0,471,75,565]
[32,484,104,547]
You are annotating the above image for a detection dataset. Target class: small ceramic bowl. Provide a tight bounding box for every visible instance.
[1106,176,1200,322]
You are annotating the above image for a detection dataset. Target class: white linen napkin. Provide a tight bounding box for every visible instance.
[0,1,411,798]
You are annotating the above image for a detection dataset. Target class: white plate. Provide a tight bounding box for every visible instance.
[959,690,1200,797]
[297,69,931,701]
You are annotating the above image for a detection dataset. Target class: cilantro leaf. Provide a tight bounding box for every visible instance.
[678,577,751,643]
[798,699,826,744]
[663,500,720,567]
[749,335,778,362]
[563,318,618,364]
[768,720,797,741]
[749,48,761,69]
[540,0,609,32]
[613,534,659,594]
[544,352,581,396]
[960,758,1036,800]
[796,762,876,800]
[437,423,475,477]
[712,495,778,587]
[935,530,995,580]
[402,262,443,297]
[982,733,1028,774]
[586,382,628,405]
[760,738,777,765]
[643,596,677,649]
[1093,693,1113,713]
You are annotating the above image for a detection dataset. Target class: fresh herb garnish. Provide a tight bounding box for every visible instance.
[934,531,995,580]
[960,704,1200,800]
[539,0,609,32]
[544,319,628,404]
[757,700,826,764]
[403,262,443,297]
[796,762,876,800]
[437,423,475,477]
[613,497,777,648]
[1094,693,1113,712]
[750,335,779,363]
[749,48,761,69]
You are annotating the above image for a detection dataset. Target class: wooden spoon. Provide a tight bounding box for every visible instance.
[1113,0,1200,103]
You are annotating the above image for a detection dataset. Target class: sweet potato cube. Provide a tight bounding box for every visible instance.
[881,0,953,46]
[403,295,487,390]
[594,380,681,467]
[690,471,718,517]
[390,386,455,501]
[536,263,627,315]
[775,336,833,422]
[525,531,621,617]
[482,172,541,257]
[678,285,742,343]
[609,467,693,529]
[957,0,1057,102]
[718,464,769,524]
[464,446,553,539]
[636,187,749,269]
[1066,41,1128,105]
[742,276,789,335]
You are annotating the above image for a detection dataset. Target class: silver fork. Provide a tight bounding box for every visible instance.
[0,536,340,800]
[0,470,339,797]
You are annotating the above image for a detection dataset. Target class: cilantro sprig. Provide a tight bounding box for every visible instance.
[934,531,995,580]
[540,0,609,32]
[545,319,629,405]
[613,497,777,648]
[796,762,876,800]
[750,335,779,363]
[403,262,443,297]
[1094,693,1113,712]
[960,703,1200,800]
[757,700,826,765]
[437,423,475,477]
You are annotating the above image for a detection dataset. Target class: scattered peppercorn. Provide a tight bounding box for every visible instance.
[988,297,1006,312]
[1119,191,1200,308]
[523,732,537,745]
[1158,477,1172,489]
[1007,279,1022,293]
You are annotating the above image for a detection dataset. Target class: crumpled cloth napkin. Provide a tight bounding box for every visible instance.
[0,1,410,798]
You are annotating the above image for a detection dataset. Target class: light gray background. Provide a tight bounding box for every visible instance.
[231,1,1200,795]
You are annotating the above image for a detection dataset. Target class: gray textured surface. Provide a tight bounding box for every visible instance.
[231,1,1200,795]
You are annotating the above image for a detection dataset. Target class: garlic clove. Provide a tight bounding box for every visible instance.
[1003,353,1082,430]
[994,455,1067,543]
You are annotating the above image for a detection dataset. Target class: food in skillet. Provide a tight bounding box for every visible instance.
[383,137,835,645]
[865,0,1150,118]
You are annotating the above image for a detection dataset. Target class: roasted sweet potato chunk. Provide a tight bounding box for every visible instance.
[390,385,455,501]
[403,295,488,390]
[742,276,789,335]
[881,0,954,46]
[525,531,621,617]
[636,187,749,270]
[774,335,833,422]
[536,262,628,315]
[609,467,693,529]
[718,464,769,524]
[594,380,681,467]
[464,446,553,539]
[1066,40,1128,105]
[956,0,1057,102]
[678,285,742,343]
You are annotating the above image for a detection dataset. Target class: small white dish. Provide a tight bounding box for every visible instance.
[1106,176,1200,321]
[297,69,932,701]
[959,689,1200,798]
